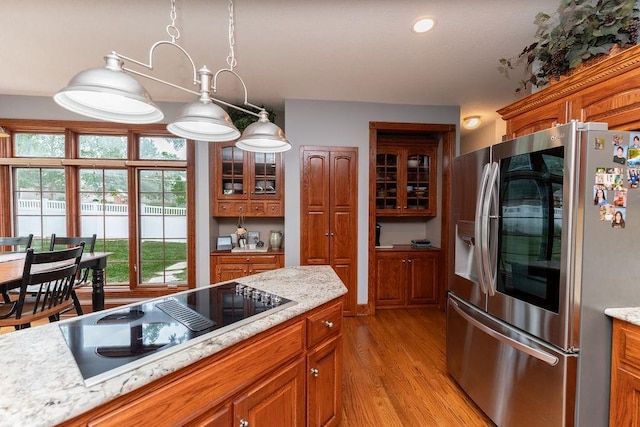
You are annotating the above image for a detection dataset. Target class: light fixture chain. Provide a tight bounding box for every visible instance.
[167,0,180,43]
[227,0,237,70]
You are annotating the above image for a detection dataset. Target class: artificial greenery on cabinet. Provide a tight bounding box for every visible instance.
[499,0,640,93]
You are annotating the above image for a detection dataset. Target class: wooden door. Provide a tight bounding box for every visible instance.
[301,147,358,316]
[374,253,406,307]
[232,358,306,427]
[307,336,343,427]
[301,150,331,265]
[407,253,438,305]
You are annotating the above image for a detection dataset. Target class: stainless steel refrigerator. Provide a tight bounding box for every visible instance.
[447,121,640,427]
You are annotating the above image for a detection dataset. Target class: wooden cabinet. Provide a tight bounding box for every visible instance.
[233,358,306,427]
[306,301,343,427]
[211,142,284,217]
[210,251,284,283]
[499,45,640,138]
[375,143,438,217]
[62,298,344,427]
[375,248,439,308]
[300,147,358,316]
[610,318,640,426]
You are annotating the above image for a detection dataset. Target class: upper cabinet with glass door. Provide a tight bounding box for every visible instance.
[375,144,437,217]
[212,142,284,217]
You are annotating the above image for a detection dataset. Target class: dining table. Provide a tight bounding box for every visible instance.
[0,251,112,312]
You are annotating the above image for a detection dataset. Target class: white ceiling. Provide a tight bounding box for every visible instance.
[1,0,559,135]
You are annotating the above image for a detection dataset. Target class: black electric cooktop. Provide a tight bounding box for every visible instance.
[59,282,295,385]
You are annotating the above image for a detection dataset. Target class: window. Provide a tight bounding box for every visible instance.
[0,121,194,293]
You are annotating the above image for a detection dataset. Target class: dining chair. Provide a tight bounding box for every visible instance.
[0,234,34,304]
[49,234,97,316]
[0,234,33,253]
[0,243,84,330]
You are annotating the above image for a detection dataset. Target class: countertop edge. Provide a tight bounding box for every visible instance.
[0,265,347,427]
[604,307,640,326]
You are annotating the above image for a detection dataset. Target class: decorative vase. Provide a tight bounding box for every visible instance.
[269,230,283,249]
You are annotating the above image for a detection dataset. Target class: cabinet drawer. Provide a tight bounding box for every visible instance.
[266,202,282,216]
[307,301,343,348]
[216,201,249,216]
[216,254,281,265]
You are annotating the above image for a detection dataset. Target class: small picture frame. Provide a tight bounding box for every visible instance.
[247,231,260,244]
[216,236,233,250]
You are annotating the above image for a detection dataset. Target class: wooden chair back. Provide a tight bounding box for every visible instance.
[0,234,33,253]
[0,243,84,329]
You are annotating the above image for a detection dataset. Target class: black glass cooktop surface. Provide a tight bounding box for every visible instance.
[59,282,295,385]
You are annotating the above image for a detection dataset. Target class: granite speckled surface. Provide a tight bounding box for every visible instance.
[0,265,347,427]
[604,307,640,326]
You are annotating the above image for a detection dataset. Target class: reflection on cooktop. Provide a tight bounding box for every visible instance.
[59,282,295,386]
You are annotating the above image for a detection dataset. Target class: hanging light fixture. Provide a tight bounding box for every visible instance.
[0,126,9,138]
[54,0,291,152]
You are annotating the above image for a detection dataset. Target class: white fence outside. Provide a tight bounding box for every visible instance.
[16,199,187,241]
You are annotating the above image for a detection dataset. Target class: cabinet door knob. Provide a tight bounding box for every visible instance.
[310,367,319,377]
[240,420,250,427]
[408,259,412,263]
[324,320,334,328]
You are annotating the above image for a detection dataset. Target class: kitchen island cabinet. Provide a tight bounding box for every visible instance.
[606,309,640,426]
[0,266,346,427]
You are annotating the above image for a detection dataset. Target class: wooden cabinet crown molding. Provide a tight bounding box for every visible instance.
[498,44,640,121]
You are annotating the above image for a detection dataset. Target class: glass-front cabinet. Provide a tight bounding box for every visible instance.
[212,142,283,217]
[375,144,437,216]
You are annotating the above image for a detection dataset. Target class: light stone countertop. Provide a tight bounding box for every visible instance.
[0,265,347,427]
[604,307,640,326]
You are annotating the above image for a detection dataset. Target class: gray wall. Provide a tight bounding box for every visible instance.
[0,95,461,303]
[283,99,460,304]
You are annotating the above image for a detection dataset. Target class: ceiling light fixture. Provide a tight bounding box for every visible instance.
[412,17,436,34]
[0,126,9,138]
[54,0,291,152]
[462,116,482,130]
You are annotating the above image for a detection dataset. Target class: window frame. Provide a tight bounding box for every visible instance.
[0,119,196,294]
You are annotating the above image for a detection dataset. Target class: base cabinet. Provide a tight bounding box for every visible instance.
[233,358,306,427]
[62,299,343,427]
[375,249,439,308]
[610,318,640,426]
[210,252,284,284]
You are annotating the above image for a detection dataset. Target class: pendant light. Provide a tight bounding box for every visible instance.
[54,0,290,152]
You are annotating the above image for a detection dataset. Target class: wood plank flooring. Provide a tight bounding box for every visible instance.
[340,308,494,427]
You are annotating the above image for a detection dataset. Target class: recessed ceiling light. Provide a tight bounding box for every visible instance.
[462,116,482,130]
[412,17,436,34]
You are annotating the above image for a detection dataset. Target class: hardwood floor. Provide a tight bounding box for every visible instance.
[341,308,494,426]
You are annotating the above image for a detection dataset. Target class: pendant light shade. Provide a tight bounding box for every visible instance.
[54,55,163,124]
[53,1,291,151]
[235,112,291,153]
[167,100,240,141]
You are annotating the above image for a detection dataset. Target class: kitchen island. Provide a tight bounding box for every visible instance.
[0,265,347,427]
[606,307,640,426]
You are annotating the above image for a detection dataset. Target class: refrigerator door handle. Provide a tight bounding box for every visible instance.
[474,163,491,295]
[480,162,499,296]
[450,299,559,366]
[484,162,500,296]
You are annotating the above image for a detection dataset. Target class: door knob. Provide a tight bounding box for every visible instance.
[310,368,319,377]
[239,420,249,427]
[324,320,334,328]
